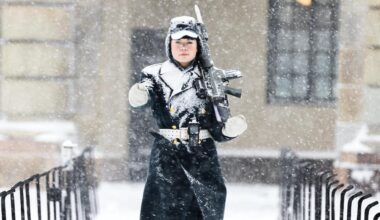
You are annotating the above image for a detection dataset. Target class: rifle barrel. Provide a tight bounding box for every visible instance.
[224,70,242,80]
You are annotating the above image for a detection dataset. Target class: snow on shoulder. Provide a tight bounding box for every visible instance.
[142,63,162,76]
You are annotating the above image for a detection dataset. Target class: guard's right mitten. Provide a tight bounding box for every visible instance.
[222,114,248,137]
[128,80,153,107]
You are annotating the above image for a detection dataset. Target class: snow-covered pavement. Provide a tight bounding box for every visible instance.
[95,182,279,220]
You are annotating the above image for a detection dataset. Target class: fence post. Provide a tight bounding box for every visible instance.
[280,149,297,220]
[18,182,25,220]
[77,150,93,220]
[1,192,6,220]
[364,201,378,220]
[339,185,354,220]
[305,163,315,220]
[10,190,15,220]
[325,177,338,220]
[316,171,332,220]
[347,191,363,220]
[61,141,77,165]
[357,194,372,220]
[52,169,58,220]
[299,162,311,220]
[25,181,31,220]
[61,140,78,220]
[331,184,344,220]
[46,174,51,220]
[36,175,42,220]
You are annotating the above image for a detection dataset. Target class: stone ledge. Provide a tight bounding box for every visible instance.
[340,151,380,164]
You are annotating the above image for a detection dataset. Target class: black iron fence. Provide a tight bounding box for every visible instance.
[0,147,97,220]
[280,150,380,220]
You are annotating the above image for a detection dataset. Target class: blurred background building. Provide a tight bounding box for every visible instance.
[0,0,379,186]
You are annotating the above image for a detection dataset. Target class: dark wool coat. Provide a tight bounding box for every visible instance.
[137,60,234,220]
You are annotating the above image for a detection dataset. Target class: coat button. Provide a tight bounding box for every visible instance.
[199,108,206,114]
[169,106,176,113]
[172,139,179,145]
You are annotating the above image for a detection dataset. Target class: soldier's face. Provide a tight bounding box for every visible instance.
[171,38,197,68]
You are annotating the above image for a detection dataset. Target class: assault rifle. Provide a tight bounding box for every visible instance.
[193,5,242,123]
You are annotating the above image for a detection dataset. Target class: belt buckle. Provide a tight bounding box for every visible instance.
[180,128,188,140]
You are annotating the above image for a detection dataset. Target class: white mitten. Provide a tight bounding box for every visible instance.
[222,114,248,137]
[128,81,152,107]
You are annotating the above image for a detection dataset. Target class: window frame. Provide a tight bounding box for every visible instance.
[267,0,340,105]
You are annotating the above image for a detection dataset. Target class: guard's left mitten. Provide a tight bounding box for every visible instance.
[222,114,248,137]
[128,81,153,107]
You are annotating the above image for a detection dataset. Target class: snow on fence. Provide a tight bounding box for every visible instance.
[0,147,97,220]
[280,150,380,220]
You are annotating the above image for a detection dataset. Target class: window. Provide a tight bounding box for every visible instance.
[267,0,339,104]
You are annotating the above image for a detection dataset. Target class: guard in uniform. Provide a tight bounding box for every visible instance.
[129,16,247,220]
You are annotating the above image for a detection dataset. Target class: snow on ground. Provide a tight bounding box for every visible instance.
[95,182,279,220]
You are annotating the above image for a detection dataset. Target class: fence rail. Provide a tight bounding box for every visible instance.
[0,147,97,220]
[280,150,380,220]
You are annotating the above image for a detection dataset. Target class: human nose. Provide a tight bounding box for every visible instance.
[178,43,188,50]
